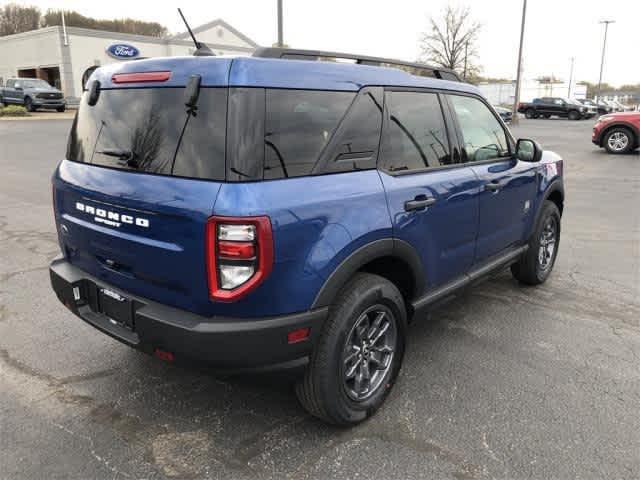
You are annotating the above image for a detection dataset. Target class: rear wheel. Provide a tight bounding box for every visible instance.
[511,201,561,285]
[603,127,634,154]
[296,273,407,426]
[56,106,66,112]
[568,110,580,120]
[525,108,536,119]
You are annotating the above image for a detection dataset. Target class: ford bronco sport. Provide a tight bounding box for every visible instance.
[50,48,564,425]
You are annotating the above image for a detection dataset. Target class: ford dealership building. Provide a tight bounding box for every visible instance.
[0,19,258,101]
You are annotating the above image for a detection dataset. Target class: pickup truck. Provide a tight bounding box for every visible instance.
[0,78,66,112]
[517,97,594,120]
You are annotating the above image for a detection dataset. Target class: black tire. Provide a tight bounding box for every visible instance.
[296,273,407,426]
[568,110,580,120]
[525,108,536,119]
[511,201,561,285]
[56,106,66,112]
[24,97,35,112]
[603,127,635,154]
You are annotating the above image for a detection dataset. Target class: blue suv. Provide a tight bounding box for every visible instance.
[50,48,564,425]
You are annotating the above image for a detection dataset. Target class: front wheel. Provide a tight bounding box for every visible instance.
[568,110,580,120]
[525,108,536,119]
[56,105,66,112]
[24,97,36,112]
[511,201,561,285]
[604,127,634,154]
[296,273,407,426]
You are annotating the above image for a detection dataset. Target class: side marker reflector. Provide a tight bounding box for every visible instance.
[287,327,311,344]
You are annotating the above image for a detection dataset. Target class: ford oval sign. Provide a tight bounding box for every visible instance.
[106,44,140,60]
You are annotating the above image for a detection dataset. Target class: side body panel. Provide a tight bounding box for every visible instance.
[212,170,392,317]
[470,159,538,261]
[379,168,481,290]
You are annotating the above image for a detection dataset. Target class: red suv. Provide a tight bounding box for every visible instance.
[592,112,640,154]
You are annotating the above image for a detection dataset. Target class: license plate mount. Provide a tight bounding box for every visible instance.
[98,287,133,329]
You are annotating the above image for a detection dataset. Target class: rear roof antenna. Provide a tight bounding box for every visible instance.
[178,8,214,56]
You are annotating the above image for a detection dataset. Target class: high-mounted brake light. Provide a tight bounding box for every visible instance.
[205,216,273,302]
[112,71,171,84]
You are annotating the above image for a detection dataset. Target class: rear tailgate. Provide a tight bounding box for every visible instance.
[53,57,230,315]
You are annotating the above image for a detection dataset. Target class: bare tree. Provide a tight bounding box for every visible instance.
[0,3,41,36]
[419,6,481,78]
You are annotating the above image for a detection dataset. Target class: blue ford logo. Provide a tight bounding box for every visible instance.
[106,44,140,59]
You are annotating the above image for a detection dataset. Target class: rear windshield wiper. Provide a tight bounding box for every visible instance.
[96,149,139,168]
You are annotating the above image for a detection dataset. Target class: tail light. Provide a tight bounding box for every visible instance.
[205,216,273,302]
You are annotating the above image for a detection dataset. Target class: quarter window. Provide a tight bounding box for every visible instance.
[379,91,451,172]
[264,89,354,179]
[449,94,509,163]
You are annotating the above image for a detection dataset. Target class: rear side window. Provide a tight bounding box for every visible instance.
[264,89,354,179]
[67,88,227,181]
[379,91,451,172]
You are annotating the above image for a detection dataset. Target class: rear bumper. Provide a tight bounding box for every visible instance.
[49,257,326,372]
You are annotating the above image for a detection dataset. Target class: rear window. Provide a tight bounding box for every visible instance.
[67,88,227,181]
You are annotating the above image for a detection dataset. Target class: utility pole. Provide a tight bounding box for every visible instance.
[463,41,468,80]
[567,57,574,98]
[511,0,527,126]
[277,0,284,47]
[596,20,615,101]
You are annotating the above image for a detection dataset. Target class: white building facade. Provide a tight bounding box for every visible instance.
[0,19,257,100]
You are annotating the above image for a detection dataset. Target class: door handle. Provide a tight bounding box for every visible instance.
[404,196,436,212]
[485,181,503,192]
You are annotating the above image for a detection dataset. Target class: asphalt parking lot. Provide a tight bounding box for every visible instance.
[1,116,638,479]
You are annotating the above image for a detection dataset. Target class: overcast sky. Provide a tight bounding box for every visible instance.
[5,0,639,86]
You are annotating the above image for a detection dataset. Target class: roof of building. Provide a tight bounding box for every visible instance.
[172,18,259,48]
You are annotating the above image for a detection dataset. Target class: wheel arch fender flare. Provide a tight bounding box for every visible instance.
[311,238,426,309]
[532,178,564,234]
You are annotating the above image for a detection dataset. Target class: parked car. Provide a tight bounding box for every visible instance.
[50,48,565,426]
[0,78,66,112]
[578,98,612,116]
[493,106,513,123]
[517,97,594,120]
[592,112,640,154]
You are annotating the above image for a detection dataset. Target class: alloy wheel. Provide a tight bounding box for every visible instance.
[607,132,629,152]
[342,305,397,401]
[538,217,557,271]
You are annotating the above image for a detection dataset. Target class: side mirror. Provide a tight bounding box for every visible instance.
[15,84,22,91]
[516,138,542,162]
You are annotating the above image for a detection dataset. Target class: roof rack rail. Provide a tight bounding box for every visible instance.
[253,47,462,82]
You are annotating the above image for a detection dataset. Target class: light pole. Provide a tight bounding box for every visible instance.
[567,57,574,98]
[277,0,284,47]
[511,0,527,126]
[596,20,615,101]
